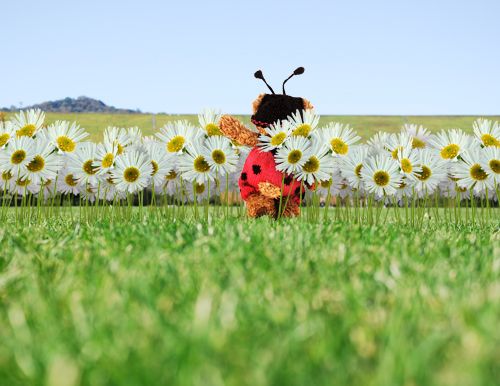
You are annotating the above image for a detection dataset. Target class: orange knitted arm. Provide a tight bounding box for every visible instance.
[219,115,259,147]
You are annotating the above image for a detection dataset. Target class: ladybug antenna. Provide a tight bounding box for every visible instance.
[254,70,275,94]
[282,67,305,95]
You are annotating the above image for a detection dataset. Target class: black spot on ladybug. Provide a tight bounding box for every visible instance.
[252,165,261,175]
[241,172,247,181]
[284,176,293,186]
[294,187,301,195]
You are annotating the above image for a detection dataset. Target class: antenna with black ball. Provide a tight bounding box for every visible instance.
[254,70,275,94]
[282,67,305,95]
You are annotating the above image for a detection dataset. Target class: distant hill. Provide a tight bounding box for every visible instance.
[1,96,141,113]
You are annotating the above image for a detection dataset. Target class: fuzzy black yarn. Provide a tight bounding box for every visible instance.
[251,94,304,126]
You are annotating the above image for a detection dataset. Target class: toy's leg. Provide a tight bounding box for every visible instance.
[246,193,277,218]
[280,198,300,218]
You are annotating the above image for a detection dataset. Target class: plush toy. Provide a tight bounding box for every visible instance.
[219,67,314,218]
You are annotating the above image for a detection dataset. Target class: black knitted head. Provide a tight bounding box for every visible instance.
[252,67,306,127]
[251,94,304,126]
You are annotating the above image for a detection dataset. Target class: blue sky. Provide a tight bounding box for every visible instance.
[1,0,499,114]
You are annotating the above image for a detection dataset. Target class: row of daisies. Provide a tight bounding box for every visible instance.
[0,109,499,203]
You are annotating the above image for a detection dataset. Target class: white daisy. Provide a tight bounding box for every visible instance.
[156,120,197,154]
[275,136,312,174]
[0,170,14,191]
[361,155,402,197]
[452,149,494,195]
[186,181,215,203]
[24,138,62,184]
[316,170,343,198]
[258,120,292,152]
[394,177,415,201]
[296,139,336,185]
[480,146,499,185]
[47,121,89,153]
[93,141,119,175]
[0,136,36,176]
[429,129,475,162]
[58,168,81,195]
[202,135,239,175]
[177,143,216,184]
[319,122,360,156]
[288,109,320,137]
[396,145,422,180]
[386,132,412,160]
[473,118,500,148]
[11,109,45,138]
[104,127,131,155]
[112,151,153,193]
[339,145,370,190]
[10,176,38,196]
[66,142,99,186]
[413,149,448,194]
[402,123,431,149]
[145,142,175,187]
[97,173,125,201]
[367,131,391,156]
[198,109,222,136]
[127,127,143,144]
[0,120,14,148]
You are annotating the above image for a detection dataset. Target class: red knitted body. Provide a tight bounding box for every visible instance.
[238,147,303,203]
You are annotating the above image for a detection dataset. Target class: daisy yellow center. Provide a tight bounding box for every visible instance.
[489,159,500,174]
[166,170,177,180]
[270,132,286,146]
[355,164,363,178]
[401,158,413,173]
[212,149,226,165]
[440,144,459,159]
[194,183,206,194]
[16,178,31,187]
[123,167,140,183]
[27,155,45,172]
[167,136,185,153]
[469,164,487,181]
[292,124,311,137]
[412,137,426,149]
[102,153,114,168]
[151,160,159,175]
[417,165,432,181]
[399,181,407,189]
[116,143,124,155]
[83,160,97,175]
[303,156,320,173]
[57,135,76,152]
[457,185,467,193]
[481,133,499,147]
[391,146,403,160]
[320,179,332,188]
[205,123,221,136]
[2,171,12,181]
[0,133,10,147]
[373,170,390,187]
[16,124,36,137]
[65,174,78,187]
[11,149,26,165]
[287,149,302,164]
[193,156,210,172]
[330,138,348,155]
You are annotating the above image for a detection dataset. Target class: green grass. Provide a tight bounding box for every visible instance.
[4,112,500,141]
[0,214,499,386]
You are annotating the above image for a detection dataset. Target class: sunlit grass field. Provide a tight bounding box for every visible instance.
[0,213,498,386]
[4,112,500,141]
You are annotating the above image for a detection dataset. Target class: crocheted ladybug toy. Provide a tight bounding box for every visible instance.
[219,67,314,218]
